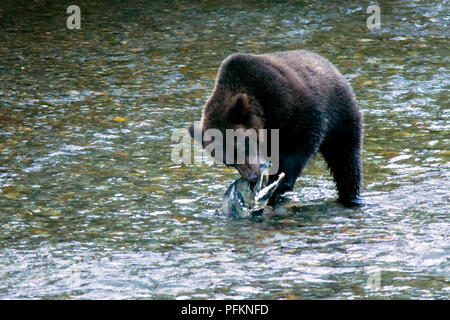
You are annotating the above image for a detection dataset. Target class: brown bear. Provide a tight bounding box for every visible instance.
[189,50,363,207]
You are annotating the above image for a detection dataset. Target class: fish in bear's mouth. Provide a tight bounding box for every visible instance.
[222,162,285,218]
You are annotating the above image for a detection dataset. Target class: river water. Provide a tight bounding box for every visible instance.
[0,0,448,299]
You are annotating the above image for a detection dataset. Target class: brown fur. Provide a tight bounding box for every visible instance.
[190,50,363,207]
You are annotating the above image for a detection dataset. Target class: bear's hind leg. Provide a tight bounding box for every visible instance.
[320,127,362,207]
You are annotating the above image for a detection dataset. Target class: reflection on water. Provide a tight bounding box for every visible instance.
[0,0,449,299]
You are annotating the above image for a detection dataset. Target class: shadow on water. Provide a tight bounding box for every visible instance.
[0,0,448,299]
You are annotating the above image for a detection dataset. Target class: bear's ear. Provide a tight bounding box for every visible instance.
[188,124,195,138]
[188,122,206,147]
[228,93,250,124]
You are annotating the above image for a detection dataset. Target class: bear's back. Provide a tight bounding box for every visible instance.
[261,50,347,94]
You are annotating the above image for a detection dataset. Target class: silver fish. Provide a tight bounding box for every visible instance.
[222,163,285,217]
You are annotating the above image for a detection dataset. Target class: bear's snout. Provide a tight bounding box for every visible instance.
[235,163,260,184]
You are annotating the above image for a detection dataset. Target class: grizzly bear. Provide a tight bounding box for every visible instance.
[189,50,363,207]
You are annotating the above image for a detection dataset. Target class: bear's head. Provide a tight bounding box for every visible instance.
[189,92,265,183]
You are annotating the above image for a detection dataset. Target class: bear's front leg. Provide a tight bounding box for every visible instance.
[269,150,312,196]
